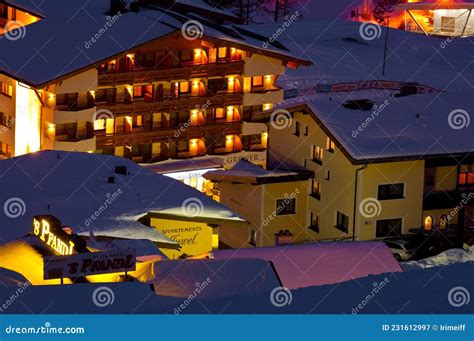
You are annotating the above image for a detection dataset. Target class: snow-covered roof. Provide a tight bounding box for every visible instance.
[204,159,314,184]
[266,90,474,163]
[0,150,244,245]
[0,0,309,87]
[398,0,474,10]
[142,156,223,174]
[213,241,402,289]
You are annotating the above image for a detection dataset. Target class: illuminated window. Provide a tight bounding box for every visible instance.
[251,76,263,89]
[311,180,321,200]
[94,119,106,131]
[0,82,13,97]
[424,216,433,230]
[133,84,153,101]
[218,47,227,59]
[312,145,323,164]
[326,138,335,152]
[458,172,474,187]
[309,213,319,233]
[215,108,225,119]
[179,82,190,94]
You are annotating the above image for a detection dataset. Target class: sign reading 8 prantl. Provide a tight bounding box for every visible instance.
[33,215,87,256]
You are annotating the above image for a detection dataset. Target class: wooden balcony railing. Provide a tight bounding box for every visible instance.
[96,92,243,115]
[98,61,245,86]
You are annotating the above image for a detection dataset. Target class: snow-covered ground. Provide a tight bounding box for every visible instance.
[0,261,471,314]
[252,20,474,93]
[402,246,474,271]
[0,151,244,245]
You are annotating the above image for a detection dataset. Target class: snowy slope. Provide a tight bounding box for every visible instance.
[0,262,471,314]
[0,151,244,244]
[250,20,474,93]
[402,246,474,271]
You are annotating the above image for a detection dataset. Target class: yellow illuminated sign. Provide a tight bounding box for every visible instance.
[33,218,75,256]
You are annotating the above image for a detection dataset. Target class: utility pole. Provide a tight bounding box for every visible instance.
[274,0,280,22]
[382,18,389,76]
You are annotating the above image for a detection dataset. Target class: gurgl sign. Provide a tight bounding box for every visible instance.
[43,249,136,280]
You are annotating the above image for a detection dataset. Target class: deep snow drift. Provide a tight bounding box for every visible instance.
[0,151,243,244]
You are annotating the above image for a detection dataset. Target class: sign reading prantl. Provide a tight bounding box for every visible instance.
[43,249,136,280]
[33,215,87,256]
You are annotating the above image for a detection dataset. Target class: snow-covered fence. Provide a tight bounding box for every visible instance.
[315,80,441,94]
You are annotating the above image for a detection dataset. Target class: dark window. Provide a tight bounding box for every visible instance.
[294,121,300,137]
[304,126,309,136]
[378,183,404,200]
[135,53,155,68]
[0,112,12,127]
[249,229,257,246]
[376,218,402,238]
[276,198,296,215]
[335,211,349,233]
[207,78,228,96]
[425,175,434,186]
[95,88,116,104]
[179,50,193,62]
[56,93,78,110]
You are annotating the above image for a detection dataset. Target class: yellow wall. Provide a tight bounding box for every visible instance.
[434,166,458,191]
[218,180,309,247]
[267,109,426,242]
[358,161,425,240]
[243,54,285,76]
[0,75,17,157]
[149,217,217,259]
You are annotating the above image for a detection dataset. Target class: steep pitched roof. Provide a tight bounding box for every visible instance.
[0,0,310,87]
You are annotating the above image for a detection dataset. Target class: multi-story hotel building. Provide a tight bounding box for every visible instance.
[0,0,309,164]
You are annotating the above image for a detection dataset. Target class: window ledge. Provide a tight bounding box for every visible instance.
[311,158,323,166]
[310,193,321,201]
[334,225,349,233]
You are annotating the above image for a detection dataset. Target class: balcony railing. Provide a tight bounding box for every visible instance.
[96,92,243,115]
[98,61,245,86]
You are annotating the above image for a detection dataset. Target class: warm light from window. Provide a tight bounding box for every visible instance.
[263,103,273,111]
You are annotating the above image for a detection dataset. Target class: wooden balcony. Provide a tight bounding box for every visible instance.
[95,121,243,147]
[96,92,243,116]
[98,61,245,86]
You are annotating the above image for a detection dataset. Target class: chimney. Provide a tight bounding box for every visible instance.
[109,0,127,16]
